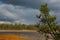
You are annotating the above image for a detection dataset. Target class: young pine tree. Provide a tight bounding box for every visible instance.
[36,4,60,40]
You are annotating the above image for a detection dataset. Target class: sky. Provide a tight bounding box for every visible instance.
[0,0,60,24]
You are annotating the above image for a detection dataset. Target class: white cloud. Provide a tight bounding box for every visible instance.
[0,21,11,24]
[0,4,18,20]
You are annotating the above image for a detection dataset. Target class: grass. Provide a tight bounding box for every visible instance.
[0,34,32,40]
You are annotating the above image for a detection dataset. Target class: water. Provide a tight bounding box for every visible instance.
[0,32,44,38]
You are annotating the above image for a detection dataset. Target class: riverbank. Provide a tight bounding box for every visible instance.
[0,30,37,32]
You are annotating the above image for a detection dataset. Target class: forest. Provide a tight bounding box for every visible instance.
[0,24,38,30]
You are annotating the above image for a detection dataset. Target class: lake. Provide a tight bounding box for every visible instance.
[0,32,45,39]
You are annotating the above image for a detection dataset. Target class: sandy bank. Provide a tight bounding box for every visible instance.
[0,30,37,32]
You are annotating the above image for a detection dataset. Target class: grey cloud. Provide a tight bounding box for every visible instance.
[0,0,60,24]
[0,3,40,24]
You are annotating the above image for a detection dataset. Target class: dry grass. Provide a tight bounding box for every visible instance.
[0,34,32,40]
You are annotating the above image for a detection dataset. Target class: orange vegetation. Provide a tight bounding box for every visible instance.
[0,34,31,40]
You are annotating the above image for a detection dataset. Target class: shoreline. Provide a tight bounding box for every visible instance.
[0,30,37,32]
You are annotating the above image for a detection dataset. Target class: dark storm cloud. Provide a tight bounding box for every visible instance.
[1,0,60,11]
[0,0,45,9]
[0,0,42,9]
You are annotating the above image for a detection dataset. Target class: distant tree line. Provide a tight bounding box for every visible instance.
[0,24,37,30]
[0,23,60,31]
